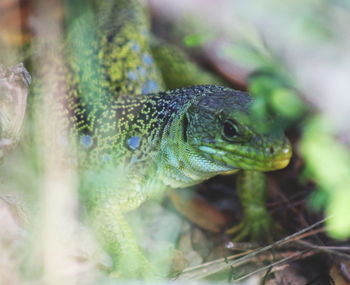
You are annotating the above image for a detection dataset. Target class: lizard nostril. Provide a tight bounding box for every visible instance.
[269,147,274,154]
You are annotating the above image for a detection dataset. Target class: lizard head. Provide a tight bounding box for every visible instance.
[164,85,292,183]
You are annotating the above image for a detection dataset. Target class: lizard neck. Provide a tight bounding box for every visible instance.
[154,100,239,188]
[157,144,239,188]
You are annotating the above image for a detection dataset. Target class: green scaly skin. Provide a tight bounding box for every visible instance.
[150,38,226,89]
[30,0,292,278]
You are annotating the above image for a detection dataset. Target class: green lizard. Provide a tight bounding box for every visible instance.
[29,0,292,278]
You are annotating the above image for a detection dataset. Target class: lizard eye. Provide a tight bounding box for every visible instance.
[223,120,239,140]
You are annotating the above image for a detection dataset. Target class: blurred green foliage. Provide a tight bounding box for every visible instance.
[183,33,214,47]
[245,56,350,239]
[218,41,306,127]
[248,71,306,128]
[301,116,350,239]
[221,44,272,70]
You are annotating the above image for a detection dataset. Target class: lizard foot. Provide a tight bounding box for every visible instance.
[226,211,281,243]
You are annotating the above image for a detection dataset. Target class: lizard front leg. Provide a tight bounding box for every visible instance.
[227,170,278,242]
[87,197,158,279]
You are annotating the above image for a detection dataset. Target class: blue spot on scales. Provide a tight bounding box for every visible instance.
[142,54,153,66]
[127,71,137,81]
[128,136,140,150]
[131,42,140,52]
[142,80,158,94]
[80,135,92,148]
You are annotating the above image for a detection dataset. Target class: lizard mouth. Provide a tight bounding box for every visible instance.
[197,137,292,172]
[221,153,292,171]
[270,157,291,169]
[216,140,292,172]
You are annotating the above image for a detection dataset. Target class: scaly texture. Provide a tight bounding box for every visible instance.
[31,0,292,278]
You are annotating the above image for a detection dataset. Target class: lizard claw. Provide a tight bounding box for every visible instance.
[227,212,281,243]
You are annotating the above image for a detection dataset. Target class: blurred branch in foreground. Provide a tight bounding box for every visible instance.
[0,63,30,159]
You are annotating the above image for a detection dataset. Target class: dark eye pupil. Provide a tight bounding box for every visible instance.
[224,122,237,138]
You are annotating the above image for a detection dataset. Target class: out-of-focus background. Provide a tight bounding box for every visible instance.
[1,0,350,284]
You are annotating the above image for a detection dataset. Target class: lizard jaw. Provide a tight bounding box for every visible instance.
[198,136,292,172]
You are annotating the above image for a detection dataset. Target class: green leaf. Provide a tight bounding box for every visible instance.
[270,88,305,119]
